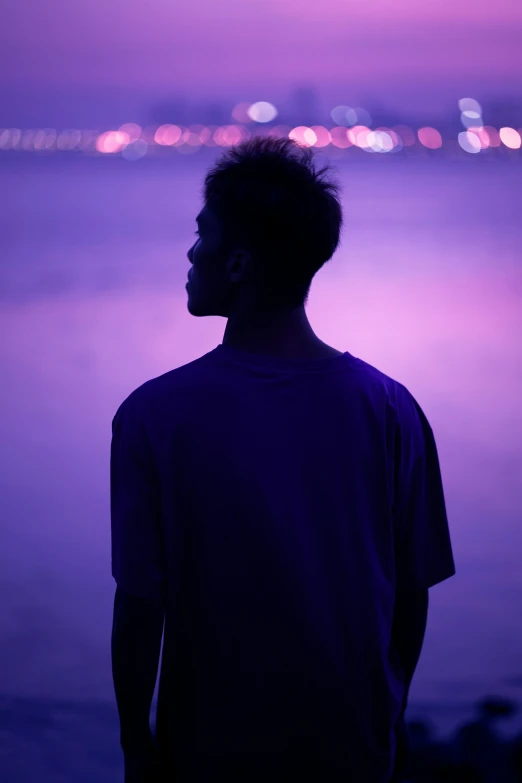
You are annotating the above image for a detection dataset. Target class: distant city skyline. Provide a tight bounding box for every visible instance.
[2,1,521,143]
[1,83,521,131]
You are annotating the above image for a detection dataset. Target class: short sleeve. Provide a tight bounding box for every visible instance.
[110,394,165,600]
[393,387,456,591]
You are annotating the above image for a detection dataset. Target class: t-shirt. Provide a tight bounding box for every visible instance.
[110,343,456,783]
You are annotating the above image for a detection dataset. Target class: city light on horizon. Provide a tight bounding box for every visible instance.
[418,127,443,149]
[247,102,278,123]
[0,118,520,159]
[499,127,521,149]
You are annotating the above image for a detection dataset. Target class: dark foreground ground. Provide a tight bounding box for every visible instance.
[2,693,522,782]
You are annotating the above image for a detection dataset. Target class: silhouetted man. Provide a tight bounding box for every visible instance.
[111,136,456,782]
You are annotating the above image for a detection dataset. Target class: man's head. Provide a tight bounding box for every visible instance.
[186,136,343,318]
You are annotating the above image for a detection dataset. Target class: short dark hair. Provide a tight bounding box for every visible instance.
[202,135,343,308]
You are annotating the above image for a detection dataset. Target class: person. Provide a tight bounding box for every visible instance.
[110,136,456,783]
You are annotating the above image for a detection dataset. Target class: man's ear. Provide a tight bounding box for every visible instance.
[226,248,254,284]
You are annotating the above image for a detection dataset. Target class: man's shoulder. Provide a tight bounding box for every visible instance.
[345,358,432,444]
[127,349,219,404]
[347,355,412,405]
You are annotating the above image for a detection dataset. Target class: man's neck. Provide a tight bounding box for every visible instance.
[222,333,342,361]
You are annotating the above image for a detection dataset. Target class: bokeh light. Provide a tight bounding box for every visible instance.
[329,126,352,148]
[194,126,212,144]
[266,125,291,139]
[461,113,483,129]
[201,126,218,147]
[213,125,243,146]
[122,139,148,161]
[20,130,35,150]
[458,131,481,154]
[182,131,202,147]
[10,129,23,149]
[418,127,443,149]
[353,108,372,127]
[309,126,331,147]
[386,129,403,153]
[3,128,21,149]
[77,131,96,150]
[224,125,243,145]
[154,124,182,146]
[288,126,317,147]
[499,127,521,149]
[366,130,394,153]
[467,127,490,150]
[458,98,482,115]
[119,123,142,142]
[2,114,520,161]
[330,106,358,127]
[483,126,500,147]
[364,131,380,153]
[212,127,226,146]
[247,102,278,123]
[348,125,371,148]
[96,131,129,154]
[33,129,57,150]
[236,125,252,142]
[180,126,207,147]
[57,129,82,150]
[231,103,252,123]
[170,127,186,146]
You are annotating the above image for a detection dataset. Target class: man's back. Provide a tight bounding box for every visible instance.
[111,343,455,782]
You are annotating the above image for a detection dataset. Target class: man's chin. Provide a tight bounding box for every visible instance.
[186,294,228,318]
[187,299,209,317]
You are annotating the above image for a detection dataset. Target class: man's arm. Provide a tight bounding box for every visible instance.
[111,586,165,754]
[389,588,429,782]
[392,587,429,707]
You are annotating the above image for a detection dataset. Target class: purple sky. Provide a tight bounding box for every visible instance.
[3,0,522,103]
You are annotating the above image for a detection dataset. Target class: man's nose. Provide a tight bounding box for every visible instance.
[187,245,194,263]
